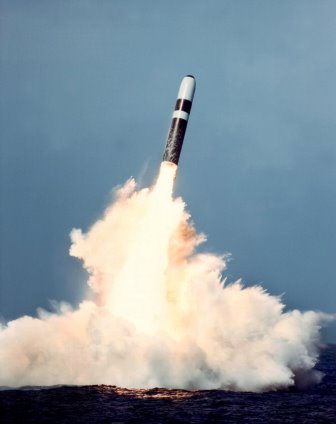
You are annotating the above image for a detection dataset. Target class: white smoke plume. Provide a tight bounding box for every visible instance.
[0,162,332,391]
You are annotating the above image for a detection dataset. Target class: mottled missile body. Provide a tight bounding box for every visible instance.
[162,75,196,165]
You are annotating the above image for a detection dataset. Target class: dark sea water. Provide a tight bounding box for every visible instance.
[1,345,335,424]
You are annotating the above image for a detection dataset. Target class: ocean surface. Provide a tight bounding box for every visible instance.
[1,345,335,423]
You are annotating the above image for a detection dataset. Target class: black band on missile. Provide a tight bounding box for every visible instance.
[162,118,188,165]
[175,98,192,114]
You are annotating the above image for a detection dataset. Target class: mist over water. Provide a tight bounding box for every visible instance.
[0,163,331,391]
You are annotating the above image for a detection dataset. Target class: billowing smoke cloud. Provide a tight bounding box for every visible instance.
[0,163,332,391]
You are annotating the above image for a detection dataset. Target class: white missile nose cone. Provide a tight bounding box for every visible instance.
[178,75,196,101]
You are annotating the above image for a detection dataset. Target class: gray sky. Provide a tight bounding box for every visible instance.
[1,0,335,340]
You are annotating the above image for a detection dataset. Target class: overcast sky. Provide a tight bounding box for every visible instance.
[1,0,335,340]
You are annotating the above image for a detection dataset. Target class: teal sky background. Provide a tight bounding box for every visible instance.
[1,0,335,340]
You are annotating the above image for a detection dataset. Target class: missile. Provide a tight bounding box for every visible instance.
[162,75,196,166]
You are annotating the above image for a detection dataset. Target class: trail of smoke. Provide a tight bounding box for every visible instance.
[0,163,333,390]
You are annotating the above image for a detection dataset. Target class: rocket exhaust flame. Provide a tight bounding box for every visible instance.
[0,77,333,390]
[0,162,331,390]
